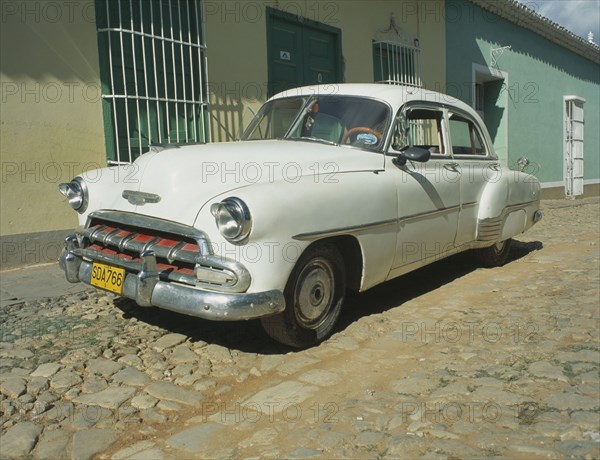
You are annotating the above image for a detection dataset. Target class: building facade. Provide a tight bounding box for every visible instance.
[204,0,446,141]
[446,0,600,198]
[3,0,598,269]
[1,0,106,269]
[1,0,446,269]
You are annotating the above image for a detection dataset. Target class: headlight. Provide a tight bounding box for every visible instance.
[58,177,88,213]
[210,197,252,242]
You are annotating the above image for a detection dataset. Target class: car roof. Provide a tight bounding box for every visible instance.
[270,83,478,118]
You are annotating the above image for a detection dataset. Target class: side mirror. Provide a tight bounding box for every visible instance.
[393,147,431,166]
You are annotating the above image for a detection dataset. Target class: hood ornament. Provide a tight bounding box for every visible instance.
[122,190,161,206]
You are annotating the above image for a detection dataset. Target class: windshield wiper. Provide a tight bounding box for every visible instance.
[289,136,338,146]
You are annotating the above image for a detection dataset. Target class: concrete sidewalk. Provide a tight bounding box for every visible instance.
[0,262,88,308]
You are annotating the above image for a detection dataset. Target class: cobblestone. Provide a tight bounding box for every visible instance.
[0,198,598,458]
[0,421,43,457]
[32,428,71,459]
[144,381,203,407]
[71,428,119,460]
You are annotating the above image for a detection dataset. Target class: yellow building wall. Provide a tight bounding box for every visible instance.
[1,0,105,267]
[205,0,446,141]
[0,0,446,268]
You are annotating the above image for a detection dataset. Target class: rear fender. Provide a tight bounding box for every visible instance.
[476,171,541,243]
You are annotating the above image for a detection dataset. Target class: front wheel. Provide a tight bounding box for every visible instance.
[261,243,346,348]
[475,238,512,267]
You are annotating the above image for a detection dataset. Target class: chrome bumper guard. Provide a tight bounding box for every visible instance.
[59,235,285,321]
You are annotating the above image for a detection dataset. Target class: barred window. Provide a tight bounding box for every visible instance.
[373,41,422,87]
[95,0,209,164]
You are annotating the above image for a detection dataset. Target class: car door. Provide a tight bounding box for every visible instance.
[446,111,499,246]
[387,105,461,277]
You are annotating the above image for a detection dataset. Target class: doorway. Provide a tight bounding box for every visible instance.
[472,64,508,162]
[266,7,342,97]
[564,96,585,197]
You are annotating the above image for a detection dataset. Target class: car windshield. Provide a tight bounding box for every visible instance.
[241,96,391,151]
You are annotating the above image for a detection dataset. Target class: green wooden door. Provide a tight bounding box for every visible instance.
[267,8,342,96]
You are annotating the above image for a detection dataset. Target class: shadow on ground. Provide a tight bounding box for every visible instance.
[339,239,543,329]
[113,239,543,355]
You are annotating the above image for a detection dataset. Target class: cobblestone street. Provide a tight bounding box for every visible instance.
[1,197,599,459]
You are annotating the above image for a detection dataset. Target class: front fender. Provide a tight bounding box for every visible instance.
[195,171,399,293]
[71,166,139,226]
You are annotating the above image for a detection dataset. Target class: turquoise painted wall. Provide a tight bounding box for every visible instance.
[446,0,599,185]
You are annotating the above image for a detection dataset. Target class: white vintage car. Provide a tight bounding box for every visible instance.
[59,84,542,347]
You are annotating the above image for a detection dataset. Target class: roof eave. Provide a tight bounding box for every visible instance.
[470,0,600,65]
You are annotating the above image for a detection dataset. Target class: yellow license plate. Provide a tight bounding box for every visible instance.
[90,262,125,295]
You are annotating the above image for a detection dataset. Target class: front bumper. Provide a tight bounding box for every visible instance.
[59,236,285,321]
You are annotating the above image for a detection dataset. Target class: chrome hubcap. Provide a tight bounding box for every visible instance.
[294,259,334,329]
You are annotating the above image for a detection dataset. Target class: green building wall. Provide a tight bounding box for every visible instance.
[445,0,599,191]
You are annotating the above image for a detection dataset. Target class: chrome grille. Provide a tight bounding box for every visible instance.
[84,224,200,265]
[77,211,250,292]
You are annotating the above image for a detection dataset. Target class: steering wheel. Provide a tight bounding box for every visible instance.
[341,127,382,145]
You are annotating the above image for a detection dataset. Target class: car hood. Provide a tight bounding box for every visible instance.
[120,140,384,225]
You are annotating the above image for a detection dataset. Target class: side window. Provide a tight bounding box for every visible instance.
[405,109,445,154]
[449,114,487,156]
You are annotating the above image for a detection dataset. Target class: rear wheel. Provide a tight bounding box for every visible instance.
[261,243,346,348]
[476,238,512,267]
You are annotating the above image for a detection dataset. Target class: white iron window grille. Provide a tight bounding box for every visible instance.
[96,0,209,164]
[373,41,422,87]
